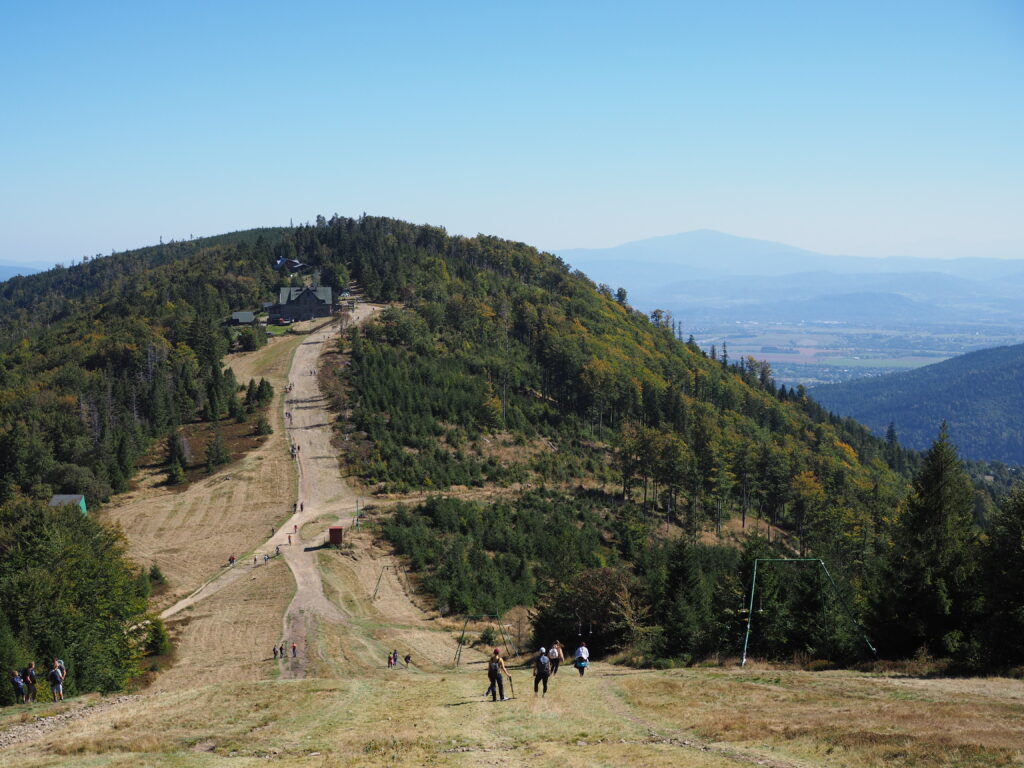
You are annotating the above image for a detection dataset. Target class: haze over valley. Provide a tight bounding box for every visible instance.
[560,229,1024,385]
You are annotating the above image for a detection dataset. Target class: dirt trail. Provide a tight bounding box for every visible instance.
[273,302,475,678]
[152,302,452,679]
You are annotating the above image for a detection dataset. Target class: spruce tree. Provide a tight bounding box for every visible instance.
[978,484,1024,666]
[205,425,230,472]
[874,424,978,657]
[167,459,186,485]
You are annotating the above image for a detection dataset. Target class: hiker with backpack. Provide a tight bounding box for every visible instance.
[10,670,25,704]
[48,659,65,701]
[22,662,37,703]
[534,647,551,696]
[574,641,589,676]
[485,648,510,701]
[548,642,562,675]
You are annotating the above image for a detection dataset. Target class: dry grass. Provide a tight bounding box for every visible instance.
[102,333,304,612]
[150,558,296,692]
[616,667,1024,767]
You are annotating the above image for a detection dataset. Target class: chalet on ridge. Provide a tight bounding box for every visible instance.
[269,286,334,322]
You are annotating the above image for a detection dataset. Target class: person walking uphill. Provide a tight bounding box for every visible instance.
[534,647,551,696]
[574,641,589,676]
[548,642,562,675]
[486,648,510,701]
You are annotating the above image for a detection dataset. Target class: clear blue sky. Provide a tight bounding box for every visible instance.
[2,0,1022,266]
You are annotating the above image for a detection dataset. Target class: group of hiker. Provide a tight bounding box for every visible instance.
[386,650,412,668]
[486,640,590,701]
[272,642,298,660]
[9,659,66,705]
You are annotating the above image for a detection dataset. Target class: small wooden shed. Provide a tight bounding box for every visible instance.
[328,526,344,546]
[49,494,88,516]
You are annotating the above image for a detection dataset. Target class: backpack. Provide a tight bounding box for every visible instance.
[488,658,500,674]
[22,667,35,684]
[48,668,61,684]
[536,653,550,674]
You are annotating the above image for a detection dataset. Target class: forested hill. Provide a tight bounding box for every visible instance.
[3,215,1019,685]
[1,227,295,703]
[811,343,1024,465]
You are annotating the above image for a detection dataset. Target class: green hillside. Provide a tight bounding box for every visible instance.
[2,215,1022,704]
[811,343,1024,465]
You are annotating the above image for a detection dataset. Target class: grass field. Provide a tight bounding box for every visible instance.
[5,664,1022,767]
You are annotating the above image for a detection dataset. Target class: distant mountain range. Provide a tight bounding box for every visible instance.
[0,263,38,281]
[557,230,1024,326]
[811,343,1024,465]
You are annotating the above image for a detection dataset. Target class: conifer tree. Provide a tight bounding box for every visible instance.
[205,425,230,472]
[978,484,1024,665]
[874,424,978,657]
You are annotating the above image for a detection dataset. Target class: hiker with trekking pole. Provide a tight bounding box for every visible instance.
[485,648,511,701]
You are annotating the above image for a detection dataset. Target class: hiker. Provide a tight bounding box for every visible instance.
[279,643,285,659]
[253,555,257,566]
[386,652,393,668]
[22,662,36,703]
[273,646,278,660]
[403,654,411,668]
[294,523,298,533]
[48,659,64,701]
[276,545,280,555]
[548,642,562,675]
[574,641,589,676]
[292,643,297,658]
[534,647,551,696]
[264,553,269,565]
[486,648,510,701]
[228,554,236,567]
[11,670,25,704]
[287,534,292,545]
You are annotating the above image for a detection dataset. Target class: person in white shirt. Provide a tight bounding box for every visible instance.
[574,641,590,676]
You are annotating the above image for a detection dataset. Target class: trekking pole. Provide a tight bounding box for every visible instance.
[507,674,515,699]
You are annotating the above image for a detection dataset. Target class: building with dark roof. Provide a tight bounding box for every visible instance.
[269,286,333,322]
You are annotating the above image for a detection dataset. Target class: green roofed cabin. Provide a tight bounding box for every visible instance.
[49,494,88,516]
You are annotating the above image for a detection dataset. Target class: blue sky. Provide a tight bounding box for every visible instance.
[2,0,1022,266]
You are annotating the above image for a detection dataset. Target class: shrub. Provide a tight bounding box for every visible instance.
[807,659,837,672]
[145,617,172,656]
[149,564,166,586]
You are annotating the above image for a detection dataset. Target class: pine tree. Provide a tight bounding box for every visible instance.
[205,425,230,472]
[874,424,978,657]
[256,377,273,406]
[978,484,1024,665]
[167,459,186,485]
[244,378,258,409]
